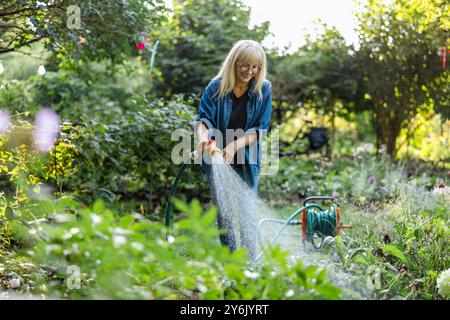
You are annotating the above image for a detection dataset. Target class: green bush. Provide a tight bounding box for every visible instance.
[6,198,341,300]
[0,80,39,115]
[260,143,406,204]
[335,146,405,202]
[63,95,207,212]
[327,180,450,299]
[32,67,148,117]
[1,77,210,218]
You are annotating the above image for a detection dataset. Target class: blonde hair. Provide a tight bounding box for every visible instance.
[214,40,267,100]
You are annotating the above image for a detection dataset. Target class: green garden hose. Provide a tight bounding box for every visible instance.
[256,197,350,260]
[165,163,187,227]
[165,143,222,227]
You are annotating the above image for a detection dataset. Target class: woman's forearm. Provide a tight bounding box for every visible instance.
[197,122,258,152]
[234,131,257,150]
[195,121,210,143]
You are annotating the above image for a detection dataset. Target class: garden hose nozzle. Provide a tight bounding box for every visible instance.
[189,140,223,160]
[206,140,223,157]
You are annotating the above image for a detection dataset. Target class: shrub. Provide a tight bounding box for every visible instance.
[6,198,341,300]
[260,143,407,205]
[1,86,210,218]
[328,179,450,299]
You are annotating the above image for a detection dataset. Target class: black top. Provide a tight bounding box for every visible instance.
[227,87,249,166]
[227,88,249,131]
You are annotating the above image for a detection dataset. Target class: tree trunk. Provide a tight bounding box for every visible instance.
[372,101,402,159]
[327,107,335,160]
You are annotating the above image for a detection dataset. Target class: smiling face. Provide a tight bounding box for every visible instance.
[214,40,267,99]
[234,61,261,84]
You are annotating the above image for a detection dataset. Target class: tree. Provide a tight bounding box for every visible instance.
[268,23,365,159]
[152,0,270,96]
[356,0,449,157]
[270,24,364,125]
[0,0,167,65]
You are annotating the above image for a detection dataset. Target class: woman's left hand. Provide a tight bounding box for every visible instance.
[223,142,238,164]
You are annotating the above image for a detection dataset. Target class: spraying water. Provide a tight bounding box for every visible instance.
[206,152,365,298]
[208,152,312,259]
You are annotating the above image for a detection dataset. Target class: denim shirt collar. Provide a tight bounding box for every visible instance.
[247,77,257,98]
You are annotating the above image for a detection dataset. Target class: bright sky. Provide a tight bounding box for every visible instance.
[165,0,360,52]
[242,0,360,52]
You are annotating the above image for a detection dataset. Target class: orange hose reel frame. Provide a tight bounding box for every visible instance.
[301,209,307,241]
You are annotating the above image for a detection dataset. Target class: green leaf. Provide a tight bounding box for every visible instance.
[200,208,216,228]
[383,244,407,264]
[93,200,105,214]
[5,207,19,221]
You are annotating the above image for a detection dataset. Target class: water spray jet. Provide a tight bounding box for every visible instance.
[165,141,351,261]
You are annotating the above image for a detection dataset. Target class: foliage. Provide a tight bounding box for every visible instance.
[0,80,38,115]
[1,197,341,300]
[269,24,364,124]
[0,0,167,68]
[0,42,50,81]
[1,72,210,214]
[0,117,79,192]
[259,142,406,204]
[396,113,449,167]
[152,0,270,96]
[327,179,450,299]
[1,0,449,301]
[356,0,450,156]
[335,144,406,202]
[31,67,149,115]
[63,94,207,210]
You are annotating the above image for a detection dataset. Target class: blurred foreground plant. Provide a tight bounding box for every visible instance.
[11,198,341,300]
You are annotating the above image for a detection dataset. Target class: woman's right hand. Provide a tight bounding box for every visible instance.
[196,140,211,158]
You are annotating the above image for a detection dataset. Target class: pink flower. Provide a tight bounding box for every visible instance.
[136,42,145,50]
[0,109,10,134]
[33,108,60,152]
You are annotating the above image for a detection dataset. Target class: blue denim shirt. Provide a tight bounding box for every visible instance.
[194,77,272,192]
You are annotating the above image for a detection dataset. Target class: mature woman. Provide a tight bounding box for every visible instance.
[194,39,272,258]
